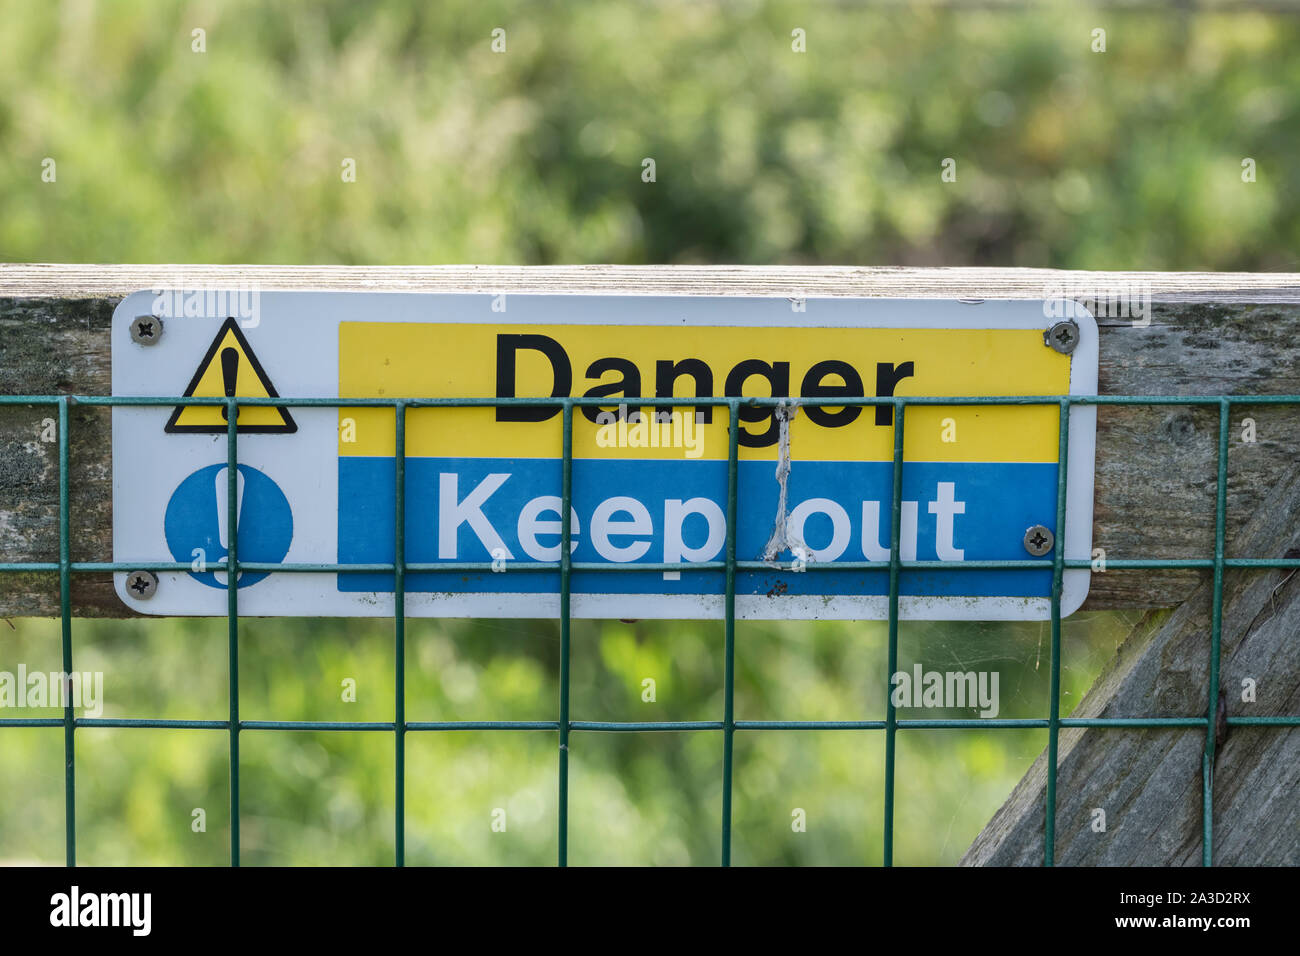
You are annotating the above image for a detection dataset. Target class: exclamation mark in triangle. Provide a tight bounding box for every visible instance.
[220,346,239,422]
[165,318,297,434]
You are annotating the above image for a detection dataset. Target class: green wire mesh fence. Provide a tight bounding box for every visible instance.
[1,391,1298,867]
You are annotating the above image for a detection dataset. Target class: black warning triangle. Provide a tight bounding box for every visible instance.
[164,318,297,434]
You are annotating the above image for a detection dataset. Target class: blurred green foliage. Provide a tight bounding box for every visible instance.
[1,1,1296,268]
[1,0,1291,865]
[1,612,1133,865]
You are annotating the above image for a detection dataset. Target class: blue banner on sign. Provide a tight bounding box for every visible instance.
[337,458,1055,598]
[165,463,293,589]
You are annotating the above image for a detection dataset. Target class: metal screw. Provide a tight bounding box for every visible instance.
[126,570,158,599]
[130,316,163,345]
[1023,525,1055,557]
[1044,319,1079,355]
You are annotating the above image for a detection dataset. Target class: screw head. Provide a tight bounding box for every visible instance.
[1044,319,1079,355]
[129,315,163,345]
[1023,525,1055,557]
[125,570,158,599]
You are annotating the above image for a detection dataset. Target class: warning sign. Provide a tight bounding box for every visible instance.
[111,293,1098,620]
[164,317,296,434]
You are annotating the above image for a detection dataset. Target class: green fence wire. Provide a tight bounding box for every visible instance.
[2,391,1299,868]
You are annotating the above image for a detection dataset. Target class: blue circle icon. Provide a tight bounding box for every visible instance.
[164,464,293,589]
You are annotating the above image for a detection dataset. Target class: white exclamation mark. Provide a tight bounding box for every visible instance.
[214,466,246,586]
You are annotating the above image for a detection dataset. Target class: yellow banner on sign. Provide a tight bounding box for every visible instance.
[338,323,1068,463]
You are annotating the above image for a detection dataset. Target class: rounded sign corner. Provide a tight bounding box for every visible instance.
[1061,569,1092,618]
